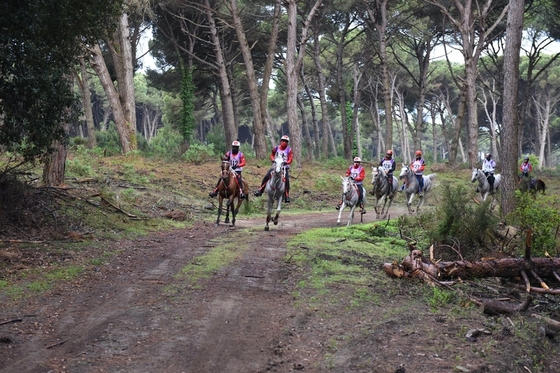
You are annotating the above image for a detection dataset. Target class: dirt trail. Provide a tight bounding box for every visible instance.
[2,209,390,373]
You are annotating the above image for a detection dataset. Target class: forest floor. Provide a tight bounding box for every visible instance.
[0,156,559,373]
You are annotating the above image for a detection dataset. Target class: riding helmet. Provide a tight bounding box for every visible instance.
[231,140,240,147]
[524,156,529,160]
[281,135,290,142]
[353,157,361,163]
[415,150,422,156]
[386,149,393,156]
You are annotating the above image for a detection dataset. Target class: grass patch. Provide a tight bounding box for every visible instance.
[286,221,407,308]
[175,231,253,290]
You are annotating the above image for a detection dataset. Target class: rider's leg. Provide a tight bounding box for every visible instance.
[209,178,220,197]
[359,185,366,213]
[418,175,424,196]
[236,172,245,198]
[284,170,290,202]
[254,169,272,196]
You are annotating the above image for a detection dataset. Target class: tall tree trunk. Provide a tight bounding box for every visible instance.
[230,0,267,157]
[258,0,281,159]
[311,27,334,159]
[377,0,393,151]
[77,57,96,148]
[501,0,522,217]
[204,0,236,147]
[335,16,351,159]
[89,44,134,153]
[88,12,137,153]
[43,122,69,186]
[284,0,322,167]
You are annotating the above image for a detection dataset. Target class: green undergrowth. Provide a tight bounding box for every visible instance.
[286,220,408,309]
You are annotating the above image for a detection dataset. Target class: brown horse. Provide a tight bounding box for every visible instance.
[518,176,546,195]
[215,160,249,227]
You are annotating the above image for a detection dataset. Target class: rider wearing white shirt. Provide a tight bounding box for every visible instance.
[482,153,496,192]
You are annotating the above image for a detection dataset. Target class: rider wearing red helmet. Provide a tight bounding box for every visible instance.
[336,156,366,213]
[209,140,246,198]
[410,150,426,196]
[254,135,293,202]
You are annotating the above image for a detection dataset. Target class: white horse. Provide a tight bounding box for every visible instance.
[336,176,365,226]
[399,164,437,214]
[371,166,398,219]
[471,168,501,206]
[264,153,286,231]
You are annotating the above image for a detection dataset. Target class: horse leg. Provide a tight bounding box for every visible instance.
[273,198,282,225]
[406,193,415,213]
[215,197,223,227]
[265,203,272,231]
[337,202,346,225]
[228,198,238,227]
[347,205,356,226]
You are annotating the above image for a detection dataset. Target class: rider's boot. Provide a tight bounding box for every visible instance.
[254,185,264,197]
[335,200,342,210]
[239,189,246,199]
[209,188,218,198]
[360,204,366,214]
[284,191,290,203]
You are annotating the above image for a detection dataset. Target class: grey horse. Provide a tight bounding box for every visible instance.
[371,165,398,219]
[471,167,501,206]
[264,153,286,231]
[399,164,437,214]
[336,176,365,226]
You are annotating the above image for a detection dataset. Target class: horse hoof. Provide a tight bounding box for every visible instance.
[264,226,269,231]
[214,223,219,227]
[274,221,278,225]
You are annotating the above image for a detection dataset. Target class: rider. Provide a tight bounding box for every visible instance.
[519,156,533,179]
[336,157,366,213]
[482,153,496,192]
[380,149,396,195]
[209,140,246,199]
[410,150,426,197]
[253,135,293,202]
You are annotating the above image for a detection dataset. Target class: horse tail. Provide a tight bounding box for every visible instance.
[427,173,437,180]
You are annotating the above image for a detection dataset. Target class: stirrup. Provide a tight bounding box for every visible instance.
[335,203,341,210]
[209,191,217,198]
[254,190,262,197]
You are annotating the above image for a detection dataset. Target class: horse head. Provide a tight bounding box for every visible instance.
[371,166,379,185]
[220,160,231,179]
[471,168,480,183]
[272,153,284,174]
[398,164,410,179]
[341,176,353,195]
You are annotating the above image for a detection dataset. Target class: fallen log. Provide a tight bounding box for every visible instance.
[395,251,560,281]
[482,294,532,316]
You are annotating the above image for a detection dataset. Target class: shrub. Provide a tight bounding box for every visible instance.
[95,122,121,156]
[148,125,183,159]
[509,192,560,257]
[182,143,218,164]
